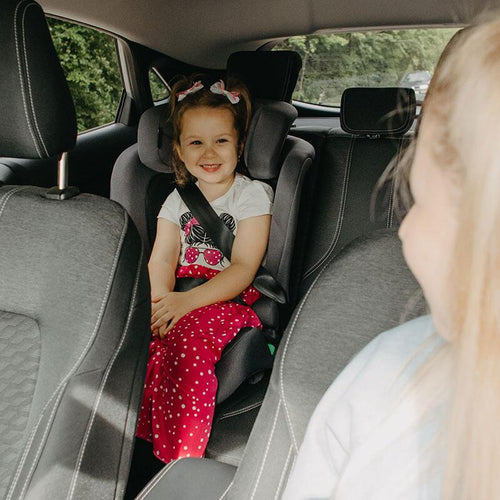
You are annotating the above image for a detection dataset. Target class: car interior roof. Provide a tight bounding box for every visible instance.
[39,0,490,67]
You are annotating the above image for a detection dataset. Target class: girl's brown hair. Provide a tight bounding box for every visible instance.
[168,75,252,186]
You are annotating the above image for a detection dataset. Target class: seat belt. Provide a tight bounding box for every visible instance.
[176,183,286,304]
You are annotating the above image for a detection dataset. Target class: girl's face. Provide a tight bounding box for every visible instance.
[175,106,241,194]
[398,116,459,338]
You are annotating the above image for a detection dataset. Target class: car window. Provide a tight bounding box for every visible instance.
[273,28,459,105]
[47,18,123,132]
[149,68,170,102]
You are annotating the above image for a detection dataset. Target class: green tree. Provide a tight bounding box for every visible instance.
[47,18,122,132]
[277,29,458,105]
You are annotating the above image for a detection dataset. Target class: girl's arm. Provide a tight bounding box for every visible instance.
[152,214,271,334]
[148,218,180,333]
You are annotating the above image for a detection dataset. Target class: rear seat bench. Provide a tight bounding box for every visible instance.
[291,87,416,292]
[206,86,417,465]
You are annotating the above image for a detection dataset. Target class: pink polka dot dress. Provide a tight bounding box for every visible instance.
[136,264,262,464]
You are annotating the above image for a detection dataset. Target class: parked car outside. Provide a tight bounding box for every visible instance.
[399,70,432,101]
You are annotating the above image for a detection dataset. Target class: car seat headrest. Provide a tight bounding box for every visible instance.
[244,100,297,180]
[227,51,302,103]
[0,0,77,159]
[138,104,173,173]
[340,87,416,136]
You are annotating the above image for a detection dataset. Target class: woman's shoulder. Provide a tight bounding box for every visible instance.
[347,315,439,384]
[317,315,441,417]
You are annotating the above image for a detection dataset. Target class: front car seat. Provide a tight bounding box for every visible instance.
[0,0,150,497]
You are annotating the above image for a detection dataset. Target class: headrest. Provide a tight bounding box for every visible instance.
[138,104,173,173]
[226,51,302,102]
[244,100,297,180]
[138,100,296,180]
[340,87,416,136]
[0,0,77,159]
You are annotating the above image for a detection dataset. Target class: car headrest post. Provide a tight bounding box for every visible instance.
[44,153,80,200]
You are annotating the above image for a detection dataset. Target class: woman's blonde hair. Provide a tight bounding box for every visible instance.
[394,16,500,499]
[168,75,252,186]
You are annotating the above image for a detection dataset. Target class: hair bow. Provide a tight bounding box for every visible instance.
[176,81,204,101]
[210,80,240,104]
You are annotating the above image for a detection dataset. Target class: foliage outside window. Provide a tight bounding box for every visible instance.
[274,29,459,106]
[47,18,122,132]
[149,69,170,102]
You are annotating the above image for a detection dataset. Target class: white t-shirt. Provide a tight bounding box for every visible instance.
[158,173,273,271]
[283,315,448,500]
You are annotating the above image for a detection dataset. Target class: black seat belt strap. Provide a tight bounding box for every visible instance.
[176,183,286,304]
[177,183,235,261]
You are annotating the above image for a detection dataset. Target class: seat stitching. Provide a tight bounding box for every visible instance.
[68,234,144,498]
[21,2,49,157]
[0,186,27,219]
[250,400,282,500]
[280,251,340,452]
[302,136,354,280]
[218,479,234,500]
[217,401,262,421]
[237,262,332,498]
[135,459,181,499]
[274,444,293,500]
[10,210,130,499]
[13,1,42,158]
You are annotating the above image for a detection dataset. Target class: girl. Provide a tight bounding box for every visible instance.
[284,15,500,500]
[136,76,273,464]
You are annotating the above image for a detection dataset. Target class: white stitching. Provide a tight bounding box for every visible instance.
[135,459,181,499]
[217,401,262,421]
[13,1,42,157]
[280,253,340,452]
[68,228,143,498]
[9,209,130,499]
[21,2,49,157]
[274,445,293,500]
[218,479,234,500]
[303,136,354,280]
[0,186,27,218]
[250,400,282,500]
[278,269,324,452]
[247,265,329,498]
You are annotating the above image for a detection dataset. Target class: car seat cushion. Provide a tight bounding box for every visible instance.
[138,104,173,173]
[0,185,150,498]
[0,312,40,497]
[244,100,298,180]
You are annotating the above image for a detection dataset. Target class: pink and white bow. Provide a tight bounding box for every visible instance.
[176,80,204,101]
[210,80,240,104]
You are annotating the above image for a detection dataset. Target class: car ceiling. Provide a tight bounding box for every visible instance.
[40,0,498,68]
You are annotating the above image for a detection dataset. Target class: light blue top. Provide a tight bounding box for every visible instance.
[283,315,448,500]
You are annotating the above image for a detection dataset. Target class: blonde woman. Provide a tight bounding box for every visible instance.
[283,15,500,500]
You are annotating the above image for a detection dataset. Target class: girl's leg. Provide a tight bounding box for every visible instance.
[138,302,261,464]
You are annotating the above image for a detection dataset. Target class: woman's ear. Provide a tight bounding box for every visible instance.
[238,142,245,158]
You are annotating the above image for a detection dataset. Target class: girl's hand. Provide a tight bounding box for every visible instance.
[151,292,194,338]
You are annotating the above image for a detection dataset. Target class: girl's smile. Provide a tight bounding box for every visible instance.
[175,106,242,200]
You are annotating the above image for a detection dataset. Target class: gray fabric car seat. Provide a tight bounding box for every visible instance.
[111,52,315,404]
[136,228,427,499]
[0,1,150,497]
[292,86,416,293]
